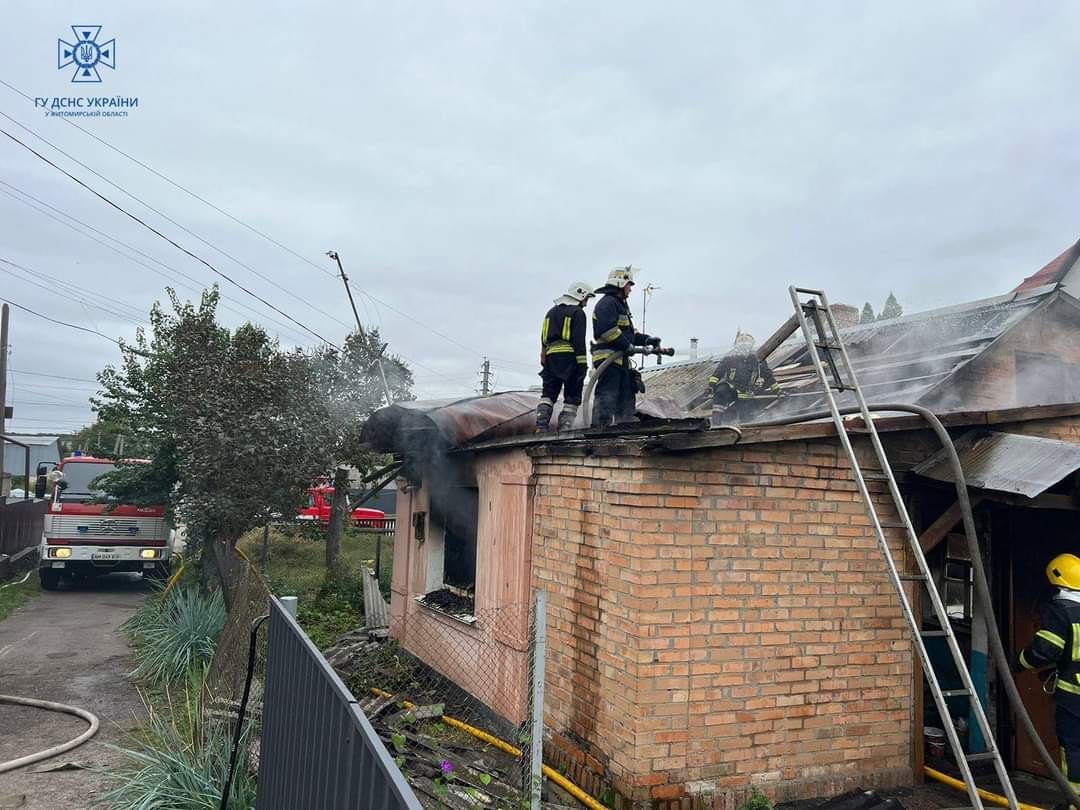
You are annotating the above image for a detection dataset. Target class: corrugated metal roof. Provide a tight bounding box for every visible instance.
[912,430,1080,498]
[361,392,541,453]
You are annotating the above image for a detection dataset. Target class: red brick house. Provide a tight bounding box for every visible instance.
[363,240,1080,808]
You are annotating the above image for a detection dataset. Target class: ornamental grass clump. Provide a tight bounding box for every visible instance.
[122,584,226,684]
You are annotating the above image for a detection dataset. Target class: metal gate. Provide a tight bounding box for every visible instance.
[256,598,422,809]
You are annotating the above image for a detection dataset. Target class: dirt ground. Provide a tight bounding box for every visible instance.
[0,574,147,810]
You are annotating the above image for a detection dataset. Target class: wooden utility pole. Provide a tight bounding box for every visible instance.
[0,303,8,439]
[1,304,8,498]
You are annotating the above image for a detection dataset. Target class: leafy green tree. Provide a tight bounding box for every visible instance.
[313,329,413,575]
[878,292,904,320]
[860,302,876,324]
[94,288,341,608]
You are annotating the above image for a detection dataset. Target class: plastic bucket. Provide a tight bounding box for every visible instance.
[924,727,946,758]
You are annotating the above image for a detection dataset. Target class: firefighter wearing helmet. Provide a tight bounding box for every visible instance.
[1016,553,1080,804]
[590,266,661,426]
[706,330,781,425]
[536,281,595,432]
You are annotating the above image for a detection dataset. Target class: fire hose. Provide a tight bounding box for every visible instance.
[578,345,674,428]
[0,694,100,774]
[752,403,1080,810]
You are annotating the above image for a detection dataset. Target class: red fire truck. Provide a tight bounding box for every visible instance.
[37,454,173,590]
[297,486,387,529]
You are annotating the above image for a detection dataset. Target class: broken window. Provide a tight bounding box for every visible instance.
[420,484,479,619]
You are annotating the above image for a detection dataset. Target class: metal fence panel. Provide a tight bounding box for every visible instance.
[256,597,422,810]
[0,499,45,557]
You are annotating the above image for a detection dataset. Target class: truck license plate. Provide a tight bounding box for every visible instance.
[92,552,120,561]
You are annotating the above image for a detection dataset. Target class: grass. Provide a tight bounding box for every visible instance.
[122,583,226,685]
[101,668,256,810]
[237,525,392,650]
[0,571,41,623]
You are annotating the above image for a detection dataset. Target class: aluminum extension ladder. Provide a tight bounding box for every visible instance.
[789,286,1019,810]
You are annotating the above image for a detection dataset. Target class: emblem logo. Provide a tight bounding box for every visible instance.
[97,519,117,534]
[58,26,115,84]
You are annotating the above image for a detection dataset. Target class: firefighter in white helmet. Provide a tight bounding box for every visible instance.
[590,266,661,426]
[537,281,595,432]
[707,330,781,425]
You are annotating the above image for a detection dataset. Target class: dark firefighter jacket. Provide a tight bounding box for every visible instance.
[541,303,588,366]
[708,351,780,400]
[1018,591,1080,712]
[591,286,648,367]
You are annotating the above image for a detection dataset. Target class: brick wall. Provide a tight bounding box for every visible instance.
[530,435,916,808]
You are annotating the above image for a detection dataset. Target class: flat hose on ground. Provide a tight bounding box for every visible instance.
[0,694,100,774]
[753,402,1080,809]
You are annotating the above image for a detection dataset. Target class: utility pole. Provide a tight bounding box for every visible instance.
[326,250,366,339]
[0,303,8,439]
[326,250,393,405]
[480,357,492,396]
[1,304,8,498]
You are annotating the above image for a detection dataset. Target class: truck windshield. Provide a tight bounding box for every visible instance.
[58,463,116,502]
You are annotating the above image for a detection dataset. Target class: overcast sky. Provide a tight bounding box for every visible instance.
[1,2,1078,436]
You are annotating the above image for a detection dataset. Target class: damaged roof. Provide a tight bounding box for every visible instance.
[638,286,1065,424]
[913,429,1080,498]
[361,392,541,454]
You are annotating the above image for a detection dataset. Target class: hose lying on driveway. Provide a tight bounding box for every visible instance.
[0,694,100,774]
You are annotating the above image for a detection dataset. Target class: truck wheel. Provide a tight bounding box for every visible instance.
[39,569,61,591]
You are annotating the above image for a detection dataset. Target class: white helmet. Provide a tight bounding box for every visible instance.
[734,330,755,350]
[554,280,595,306]
[605,265,639,288]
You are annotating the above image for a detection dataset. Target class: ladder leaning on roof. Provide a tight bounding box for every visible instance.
[788,286,1019,810]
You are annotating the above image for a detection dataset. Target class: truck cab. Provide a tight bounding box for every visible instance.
[37,455,172,590]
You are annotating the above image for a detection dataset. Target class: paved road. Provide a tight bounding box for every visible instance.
[0,574,147,809]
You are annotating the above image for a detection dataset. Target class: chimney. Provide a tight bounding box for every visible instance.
[689,338,698,361]
[832,304,859,329]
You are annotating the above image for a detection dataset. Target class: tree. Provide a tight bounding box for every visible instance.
[93,288,341,608]
[70,418,152,458]
[878,292,904,320]
[313,329,413,575]
[860,302,876,324]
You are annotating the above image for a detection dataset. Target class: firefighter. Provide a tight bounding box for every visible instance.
[590,266,660,426]
[707,331,781,425]
[537,281,595,432]
[1016,553,1080,807]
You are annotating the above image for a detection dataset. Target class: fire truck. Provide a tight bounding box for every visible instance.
[37,454,173,590]
[297,485,387,529]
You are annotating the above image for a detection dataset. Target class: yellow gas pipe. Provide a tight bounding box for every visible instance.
[370,687,605,810]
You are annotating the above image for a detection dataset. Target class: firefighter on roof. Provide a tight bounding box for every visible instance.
[537,281,595,432]
[707,331,781,425]
[590,266,660,426]
[1016,553,1080,807]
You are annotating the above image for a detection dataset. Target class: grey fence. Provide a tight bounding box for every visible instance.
[256,597,422,810]
[0,499,45,557]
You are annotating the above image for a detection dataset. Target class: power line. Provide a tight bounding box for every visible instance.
[0,107,353,334]
[0,128,339,349]
[0,255,145,326]
[0,295,127,348]
[10,368,98,383]
[0,91,507,363]
[0,179,316,343]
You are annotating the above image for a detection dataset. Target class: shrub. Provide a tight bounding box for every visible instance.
[123,585,226,684]
[100,675,256,810]
[739,788,774,810]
